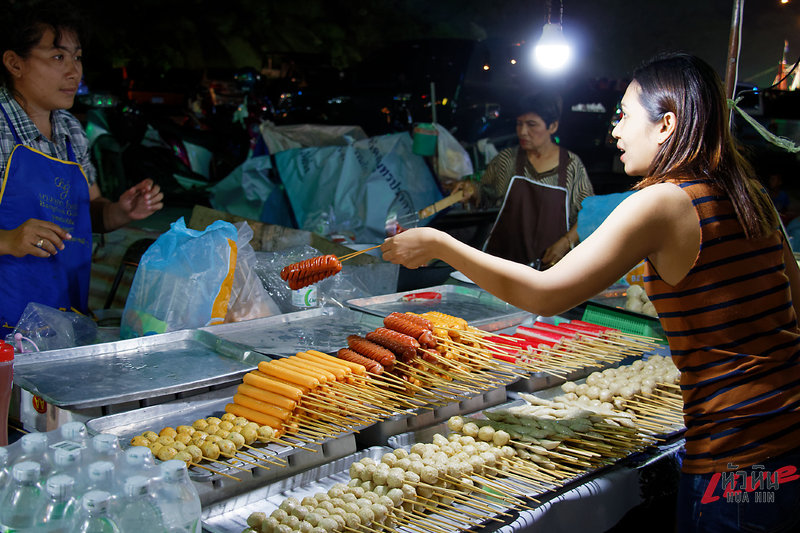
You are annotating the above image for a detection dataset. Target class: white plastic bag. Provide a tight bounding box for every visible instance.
[435,124,474,180]
[120,217,238,338]
[225,222,281,322]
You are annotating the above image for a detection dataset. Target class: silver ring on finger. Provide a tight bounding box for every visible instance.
[35,239,45,249]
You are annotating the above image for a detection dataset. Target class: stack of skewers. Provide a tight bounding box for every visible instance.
[129,310,669,483]
[241,349,684,533]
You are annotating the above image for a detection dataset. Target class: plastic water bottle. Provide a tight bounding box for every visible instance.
[16,432,50,475]
[74,490,120,533]
[116,476,165,531]
[59,421,88,444]
[292,285,318,310]
[0,461,47,531]
[51,446,82,478]
[85,461,116,495]
[121,446,155,479]
[0,447,10,503]
[157,460,202,532]
[90,434,121,463]
[39,473,79,533]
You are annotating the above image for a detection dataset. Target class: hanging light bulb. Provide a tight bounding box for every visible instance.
[534,0,571,73]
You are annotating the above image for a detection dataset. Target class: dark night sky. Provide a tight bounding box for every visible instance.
[51,0,798,89]
[479,0,799,87]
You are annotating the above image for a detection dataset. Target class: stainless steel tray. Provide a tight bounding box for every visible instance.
[12,329,266,410]
[202,447,391,533]
[355,384,508,448]
[202,446,510,533]
[86,388,358,507]
[201,307,385,357]
[345,284,530,331]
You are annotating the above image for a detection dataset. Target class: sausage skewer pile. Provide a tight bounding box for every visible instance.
[280,246,382,290]
[339,312,524,404]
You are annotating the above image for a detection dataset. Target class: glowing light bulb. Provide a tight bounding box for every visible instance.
[534,22,571,72]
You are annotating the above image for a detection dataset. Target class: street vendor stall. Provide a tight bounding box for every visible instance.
[4,280,680,533]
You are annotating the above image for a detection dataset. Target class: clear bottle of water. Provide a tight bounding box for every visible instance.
[16,432,50,475]
[74,490,120,533]
[39,473,79,533]
[117,476,165,532]
[51,446,82,480]
[90,434,121,463]
[51,422,89,471]
[0,447,10,503]
[120,446,155,479]
[59,421,88,444]
[84,461,116,496]
[0,461,47,531]
[157,460,202,533]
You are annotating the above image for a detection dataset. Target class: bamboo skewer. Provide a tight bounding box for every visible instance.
[413,494,500,523]
[200,455,250,472]
[238,444,287,465]
[399,500,474,530]
[219,451,270,471]
[338,244,382,261]
[188,461,241,481]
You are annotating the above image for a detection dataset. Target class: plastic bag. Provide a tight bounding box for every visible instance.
[254,245,399,314]
[435,124,474,180]
[6,302,98,353]
[120,217,238,338]
[275,133,442,243]
[225,222,281,322]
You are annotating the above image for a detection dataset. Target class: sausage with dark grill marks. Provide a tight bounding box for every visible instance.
[347,335,396,369]
[403,312,434,331]
[280,255,342,290]
[384,312,437,348]
[337,348,384,375]
[366,327,419,362]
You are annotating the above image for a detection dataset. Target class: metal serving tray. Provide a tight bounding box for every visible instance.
[354,385,508,449]
[202,447,391,533]
[201,307,385,357]
[86,388,358,507]
[346,284,530,331]
[12,329,266,410]
[202,446,510,533]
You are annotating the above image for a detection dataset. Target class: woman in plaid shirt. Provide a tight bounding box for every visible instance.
[0,1,163,332]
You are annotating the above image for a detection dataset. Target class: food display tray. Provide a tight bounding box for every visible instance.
[201,446,511,533]
[345,284,530,331]
[202,447,390,533]
[354,384,508,448]
[12,329,266,410]
[86,388,358,507]
[201,307,385,357]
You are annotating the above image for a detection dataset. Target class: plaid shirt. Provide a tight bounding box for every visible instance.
[0,86,96,186]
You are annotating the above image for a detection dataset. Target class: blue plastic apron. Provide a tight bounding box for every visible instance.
[0,105,92,333]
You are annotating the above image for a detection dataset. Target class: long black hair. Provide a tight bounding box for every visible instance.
[632,52,777,239]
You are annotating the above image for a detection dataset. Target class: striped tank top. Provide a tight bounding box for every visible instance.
[643,179,800,474]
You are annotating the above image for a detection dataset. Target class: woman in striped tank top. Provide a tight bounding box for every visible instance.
[382,52,800,532]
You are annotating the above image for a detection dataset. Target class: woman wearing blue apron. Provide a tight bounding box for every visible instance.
[0,3,163,334]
